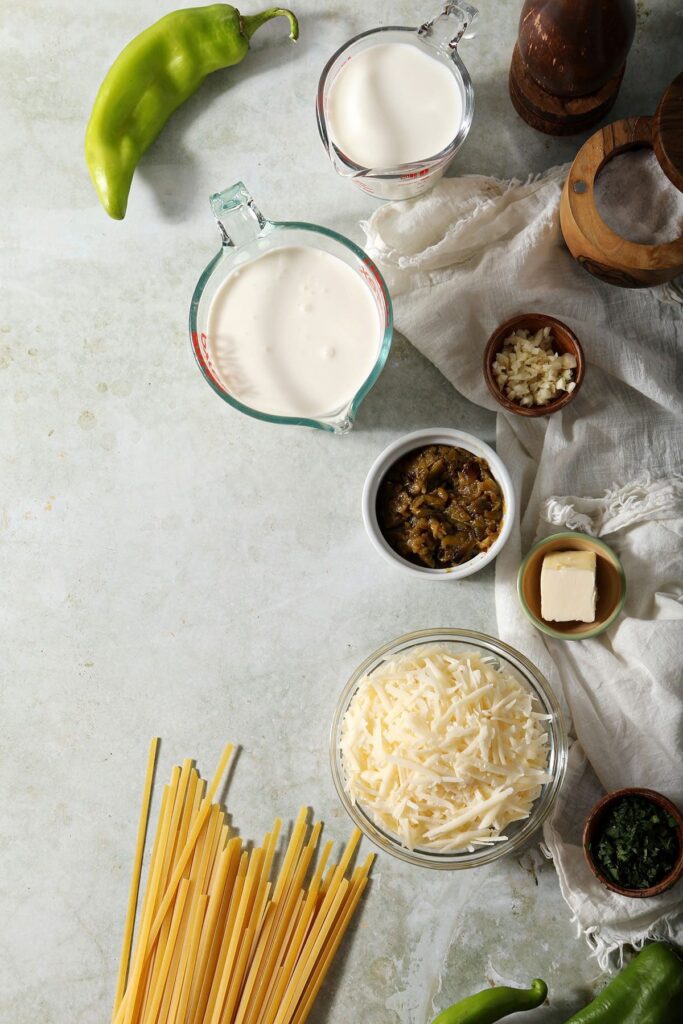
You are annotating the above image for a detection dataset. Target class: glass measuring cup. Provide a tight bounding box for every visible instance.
[189,183,393,434]
[316,3,477,201]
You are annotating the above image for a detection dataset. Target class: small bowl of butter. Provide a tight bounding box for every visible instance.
[517,532,626,640]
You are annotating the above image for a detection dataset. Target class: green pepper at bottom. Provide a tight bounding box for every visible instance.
[564,942,683,1024]
[431,978,548,1024]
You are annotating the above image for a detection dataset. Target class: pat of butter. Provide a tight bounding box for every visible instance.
[540,549,597,623]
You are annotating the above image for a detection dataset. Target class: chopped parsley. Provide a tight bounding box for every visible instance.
[591,795,680,890]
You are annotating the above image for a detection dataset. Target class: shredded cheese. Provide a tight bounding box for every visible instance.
[340,645,552,852]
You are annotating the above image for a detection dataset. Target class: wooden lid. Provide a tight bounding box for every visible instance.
[654,72,683,192]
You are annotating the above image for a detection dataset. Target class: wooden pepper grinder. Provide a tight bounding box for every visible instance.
[509,0,637,135]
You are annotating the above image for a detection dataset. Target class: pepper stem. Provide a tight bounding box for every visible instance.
[241,8,299,41]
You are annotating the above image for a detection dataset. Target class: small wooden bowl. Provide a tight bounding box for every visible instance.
[483,313,585,417]
[583,788,683,898]
[517,532,625,640]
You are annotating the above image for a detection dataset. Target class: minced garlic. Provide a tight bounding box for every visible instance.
[493,326,576,407]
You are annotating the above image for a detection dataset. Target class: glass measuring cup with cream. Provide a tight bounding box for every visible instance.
[317,3,477,200]
[189,183,393,433]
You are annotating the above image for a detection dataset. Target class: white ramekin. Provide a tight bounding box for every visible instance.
[361,428,515,580]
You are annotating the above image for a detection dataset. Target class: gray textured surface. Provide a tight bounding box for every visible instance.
[1,0,677,1020]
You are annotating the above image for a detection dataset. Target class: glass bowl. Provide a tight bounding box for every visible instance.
[330,628,567,869]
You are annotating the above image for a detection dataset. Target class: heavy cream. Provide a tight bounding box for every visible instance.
[326,42,463,168]
[206,246,381,418]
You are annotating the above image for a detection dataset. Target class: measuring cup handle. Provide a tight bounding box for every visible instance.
[418,2,479,53]
[210,182,268,248]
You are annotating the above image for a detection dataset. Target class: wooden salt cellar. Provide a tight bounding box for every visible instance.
[560,74,683,288]
[509,0,636,135]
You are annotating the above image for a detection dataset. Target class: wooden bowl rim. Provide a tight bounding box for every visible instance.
[583,787,683,898]
[516,531,626,640]
[483,313,585,417]
[564,116,683,265]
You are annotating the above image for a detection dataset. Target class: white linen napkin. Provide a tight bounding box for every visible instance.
[362,165,683,967]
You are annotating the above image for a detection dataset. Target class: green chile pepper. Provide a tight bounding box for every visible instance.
[564,942,683,1023]
[431,979,548,1024]
[85,4,298,219]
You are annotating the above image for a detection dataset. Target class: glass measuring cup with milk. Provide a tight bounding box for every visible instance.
[317,3,477,200]
[189,183,393,434]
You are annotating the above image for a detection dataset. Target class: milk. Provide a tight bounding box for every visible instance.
[206,247,381,418]
[326,43,463,169]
